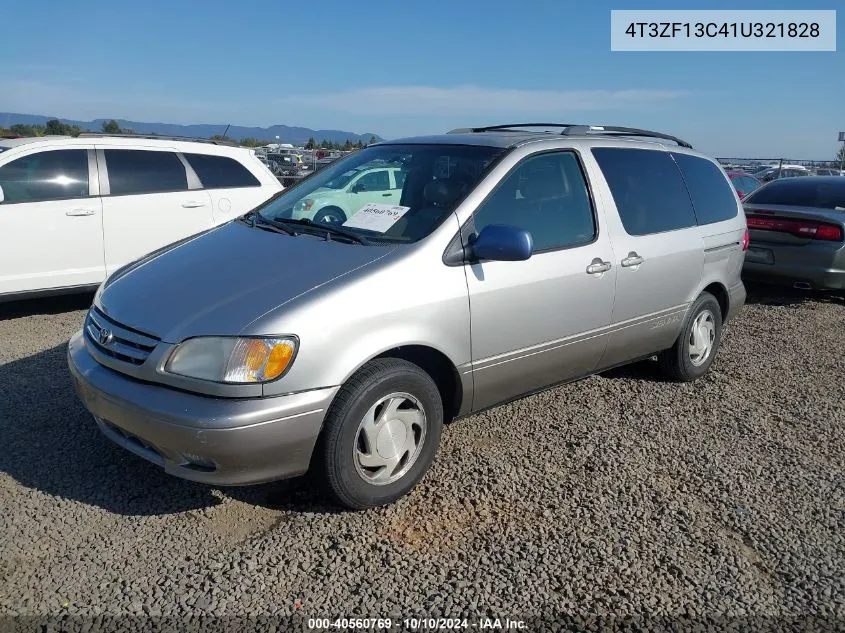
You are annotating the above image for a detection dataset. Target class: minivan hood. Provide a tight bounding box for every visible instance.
[97,221,393,342]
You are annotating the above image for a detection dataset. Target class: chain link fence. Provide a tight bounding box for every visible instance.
[716,157,844,178]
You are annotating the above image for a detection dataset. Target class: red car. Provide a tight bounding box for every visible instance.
[727,171,762,200]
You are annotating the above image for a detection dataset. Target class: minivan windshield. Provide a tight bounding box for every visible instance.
[256,143,505,244]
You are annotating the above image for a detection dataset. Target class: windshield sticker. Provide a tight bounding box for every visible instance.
[343,203,410,232]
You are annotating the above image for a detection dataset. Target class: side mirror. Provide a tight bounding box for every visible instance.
[351,182,366,193]
[470,224,533,262]
[0,184,4,203]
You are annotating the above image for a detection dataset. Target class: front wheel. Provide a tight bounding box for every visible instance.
[658,291,723,382]
[317,358,443,509]
[313,206,346,225]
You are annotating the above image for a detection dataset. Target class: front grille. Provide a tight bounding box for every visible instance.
[84,307,160,366]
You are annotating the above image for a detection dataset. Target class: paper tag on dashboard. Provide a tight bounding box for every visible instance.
[342,203,410,232]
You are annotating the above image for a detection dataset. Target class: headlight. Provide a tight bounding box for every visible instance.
[294,199,315,213]
[164,336,297,384]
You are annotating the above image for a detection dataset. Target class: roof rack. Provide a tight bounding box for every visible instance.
[77,133,239,146]
[447,123,692,149]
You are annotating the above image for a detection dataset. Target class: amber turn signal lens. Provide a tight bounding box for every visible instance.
[262,342,295,380]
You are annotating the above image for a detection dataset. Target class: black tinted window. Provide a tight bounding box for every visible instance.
[393,170,406,189]
[473,151,596,251]
[592,148,697,235]
[0,149,89,203]
[184,153,260,189]
[672,153,738,225]
[105,150,187,195]
[745,179,845,209]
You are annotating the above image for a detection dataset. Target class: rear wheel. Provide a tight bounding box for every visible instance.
[658,291,722,382]
[317,358,443,509]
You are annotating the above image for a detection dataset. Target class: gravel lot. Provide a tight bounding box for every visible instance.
[0,287,843,631]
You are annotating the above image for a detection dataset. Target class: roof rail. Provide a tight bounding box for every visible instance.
[561,125,692,149]
[447,123,692,149]
[77,133,239,146]
[448,123,580,134]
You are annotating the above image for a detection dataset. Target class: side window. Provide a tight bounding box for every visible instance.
[392,169,407,190]
[184,153,260,189]
[742,176,760,192]
[104,150,188,196]
[0,149,89,203]
[354,170,390,192]
[472,151,596,252]
[672,153,738,225]
[592,148,697,236]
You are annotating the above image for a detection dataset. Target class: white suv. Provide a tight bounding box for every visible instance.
[291,165,404,224]
[0,134,282,300]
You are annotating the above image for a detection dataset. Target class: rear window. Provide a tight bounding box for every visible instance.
[185,153,261,189]
[745,179,845,210]
[672,153,738,225]
[592,147,697,236]
[105,150,188,195]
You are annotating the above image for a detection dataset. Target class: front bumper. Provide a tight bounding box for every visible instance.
[67,332,337,486]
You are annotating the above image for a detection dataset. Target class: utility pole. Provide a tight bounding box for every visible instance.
[839,132,845,173]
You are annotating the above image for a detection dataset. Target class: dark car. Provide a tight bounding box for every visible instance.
[726,171,762,200]
[742,177,845,292]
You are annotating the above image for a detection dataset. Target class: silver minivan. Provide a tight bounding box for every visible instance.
[68,124,748,509]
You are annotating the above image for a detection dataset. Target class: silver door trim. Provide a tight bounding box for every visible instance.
[470,303,687,373]
[86,149,100,197]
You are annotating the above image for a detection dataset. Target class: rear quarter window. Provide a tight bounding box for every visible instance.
[184,153,261,189]
[672,153,738,225]
[592,147,697,236]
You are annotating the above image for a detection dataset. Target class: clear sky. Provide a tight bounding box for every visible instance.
[1,0,842,159]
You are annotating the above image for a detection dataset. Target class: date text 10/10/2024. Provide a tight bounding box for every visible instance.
[307,618,527,630]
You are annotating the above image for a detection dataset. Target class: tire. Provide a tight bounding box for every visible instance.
[658,291,723,382]
[313,206,346,225]
[317,358,443,509]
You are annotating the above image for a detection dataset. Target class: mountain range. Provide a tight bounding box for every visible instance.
[0,112,381,145]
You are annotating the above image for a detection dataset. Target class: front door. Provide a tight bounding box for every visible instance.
[0,146,104,295]
[464,150,617,411]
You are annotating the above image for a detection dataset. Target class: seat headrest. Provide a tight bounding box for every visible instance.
[423,178,467,208]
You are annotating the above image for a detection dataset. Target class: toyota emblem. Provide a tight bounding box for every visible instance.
[98,327,114,346]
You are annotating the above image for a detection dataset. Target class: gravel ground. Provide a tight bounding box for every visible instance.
[0,287,843,631]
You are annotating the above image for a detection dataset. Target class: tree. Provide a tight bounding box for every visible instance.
[101,120,121,134]
[368,135,378,145]
[45,119,69,135]
[210,134,235,143]
[239,137,263,147]
[305,136,316,150]
[10,123,43,137]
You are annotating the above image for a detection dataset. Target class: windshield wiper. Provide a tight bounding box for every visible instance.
[273,218,370,245]
[238,211,297,235]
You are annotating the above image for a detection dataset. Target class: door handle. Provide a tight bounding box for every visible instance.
[381,193,392,197]
[621,252,645,267]
[586,258,612,275]
[181,201,208,208]
[65,209,96,216]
